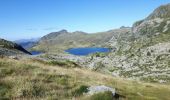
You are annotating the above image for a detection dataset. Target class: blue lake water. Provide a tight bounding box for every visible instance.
[65,47,110,56]
[30,51,42,55]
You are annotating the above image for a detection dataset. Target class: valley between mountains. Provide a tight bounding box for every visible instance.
[32,3,170,83]
[1,3,170,100]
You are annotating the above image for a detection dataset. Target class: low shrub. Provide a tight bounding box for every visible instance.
[72,85,89,97]
[147,51,151,56]
[0,82,11,98]
[0,68,14,77]
[48,61,67,66]
[38,73,70,85]
[18,83,45,98]
[47,60,80,68]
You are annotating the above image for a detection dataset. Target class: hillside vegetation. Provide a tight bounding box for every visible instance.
[1,3,170,100]
[70,3,170,83]
[0,57,170,100]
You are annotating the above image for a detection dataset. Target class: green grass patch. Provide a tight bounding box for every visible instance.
[90,91,114,100]
[72,85,89,97]
[0,82,11,99]
[38,73,71,85]
[47,60,80,68]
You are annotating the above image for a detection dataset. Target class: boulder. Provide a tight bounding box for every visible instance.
[87,85,116,96]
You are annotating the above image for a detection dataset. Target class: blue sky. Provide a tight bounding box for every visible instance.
[0,0,170,40]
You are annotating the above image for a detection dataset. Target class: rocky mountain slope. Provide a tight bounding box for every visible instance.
[81,3,170,83]
[132,4,170,38]
[31,3,170,83]
[41,3,170,83]
[0,38,31,56]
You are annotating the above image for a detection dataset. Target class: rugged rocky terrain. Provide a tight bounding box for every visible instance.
[35,3,170,83]
[80,3,170,83]
[1,3,170,100]
[0,38,31,56]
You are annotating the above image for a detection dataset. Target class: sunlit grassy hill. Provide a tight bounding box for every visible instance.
[0,57,170,100]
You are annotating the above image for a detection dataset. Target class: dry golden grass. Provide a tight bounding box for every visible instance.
[0,57,170,100]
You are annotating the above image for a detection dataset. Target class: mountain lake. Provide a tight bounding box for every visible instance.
[30,51,42,55]
[65,47,111,56]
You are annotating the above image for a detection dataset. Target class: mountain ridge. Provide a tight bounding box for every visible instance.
[32,28,130,52]
[0,38,32,56]
[147,3,170,20]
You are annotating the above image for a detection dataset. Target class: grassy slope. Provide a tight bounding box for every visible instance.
[0,58,170,100]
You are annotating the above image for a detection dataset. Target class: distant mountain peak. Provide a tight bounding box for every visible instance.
[147,3,170,20]
[58,29,68,33]
[41,29,68,40]
[72,31,88,34]
[120,26,131,29]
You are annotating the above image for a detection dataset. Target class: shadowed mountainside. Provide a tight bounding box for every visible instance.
[14,38,40,49]
[0,38,31,56]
